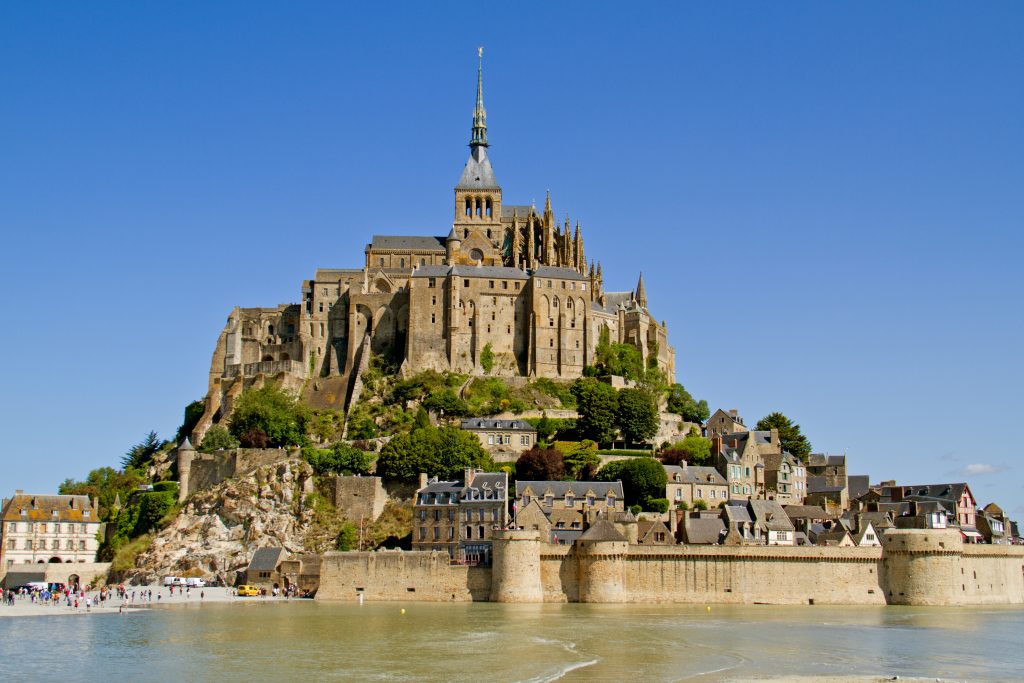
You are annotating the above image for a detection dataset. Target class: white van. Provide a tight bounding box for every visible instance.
[162,576,187,587]
[186,578,206,588]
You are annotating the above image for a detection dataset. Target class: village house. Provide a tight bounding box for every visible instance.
[0,491,101,569]
[880,482,979,542]
[413,469,509,564]
[705,408,747,439]
[663,463,728,509]
[514,480,624,544]
[243,548,322,594]
[762,451,806,504]
[722,499,795,546]
[460,418,537,461]
[637,519,673,545]
[677,511,727,545]
[714,434,764,500]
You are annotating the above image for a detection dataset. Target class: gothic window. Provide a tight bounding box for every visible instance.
[566,299,572,309]
[552,297,559,308]
[485,198,492,218]
[465,198,472,217]
[475,198,482,217]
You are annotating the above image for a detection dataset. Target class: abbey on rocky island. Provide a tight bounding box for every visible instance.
[198,54,675,437]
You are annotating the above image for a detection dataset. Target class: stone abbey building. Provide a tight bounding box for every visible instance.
[198,55,675,436]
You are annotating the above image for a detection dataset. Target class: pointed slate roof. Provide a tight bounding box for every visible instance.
[577,519,626,542]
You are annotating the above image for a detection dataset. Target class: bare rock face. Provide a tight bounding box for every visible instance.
[126,458,316,586]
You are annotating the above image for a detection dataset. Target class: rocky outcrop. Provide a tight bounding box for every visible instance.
[125,458,316,586]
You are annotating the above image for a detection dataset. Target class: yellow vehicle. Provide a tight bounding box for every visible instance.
[237,585,260,597]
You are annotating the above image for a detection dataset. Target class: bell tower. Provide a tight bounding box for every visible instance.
[453,48,503,265]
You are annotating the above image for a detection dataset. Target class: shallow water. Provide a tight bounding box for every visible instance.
[2,601,1022,681]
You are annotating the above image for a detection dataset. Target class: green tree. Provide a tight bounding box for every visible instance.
[376,425,489,481]
[59,466,146,521]
[132,490,177,537]
[423,389,470,417]
[335,521,359,551]
[571,378,619,444]
[303,444,374,476]
[693,499,708,511]
[480,342,494,374]
[534,411,557,443]
[198,425,239,452]
[596,457,667,511]
[559,440,601,480]
[229,384,309,447]
[413,406,431,430]
[663,434,712,466]
[121,431,165,470]
[515,448,566,481]
[665,384,710,424]
[176,399,206,443]
[616,388,659,444]
[755,412,812,461]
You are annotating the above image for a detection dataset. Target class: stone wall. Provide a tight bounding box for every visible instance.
[327,476,387,522]
[316,551,491,601]
[184,448,298,499]
[2,562,112,588]
[316,528,1024,606]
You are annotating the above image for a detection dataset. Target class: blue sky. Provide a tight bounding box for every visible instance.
[1,3,1021,515]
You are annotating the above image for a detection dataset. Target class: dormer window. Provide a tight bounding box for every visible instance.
[544,495,553,506]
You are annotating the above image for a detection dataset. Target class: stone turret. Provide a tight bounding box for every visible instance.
[881,528,964,605]
[177,438,196,503]
[575,520,628,603]
[491,529,543,602]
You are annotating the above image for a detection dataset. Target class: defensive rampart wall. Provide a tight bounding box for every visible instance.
[316,529,1024,606]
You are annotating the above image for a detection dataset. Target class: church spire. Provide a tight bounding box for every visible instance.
[471,47,488,148]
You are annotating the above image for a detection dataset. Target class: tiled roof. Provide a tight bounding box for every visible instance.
[577,519,626,542]
[247,547,286,572]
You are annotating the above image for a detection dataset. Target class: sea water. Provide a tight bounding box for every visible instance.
[2,602,1023,681]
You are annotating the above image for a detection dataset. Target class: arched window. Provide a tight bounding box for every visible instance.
[475,197,482,217]
[400,258,405,268]
[268,324,274,336]
[485,198,492,218]
[465,198,472,217]
[552,296,559,308]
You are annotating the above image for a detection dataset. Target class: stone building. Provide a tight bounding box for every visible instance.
[705,409,747,439]
[663,464,728,509]
[0,492,101,570]
[460,418,536,459]
[762,451,806,504]
[193,54,675,443]
[412,469,509,564]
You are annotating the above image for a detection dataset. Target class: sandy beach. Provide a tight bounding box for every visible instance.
[0,585,301,617]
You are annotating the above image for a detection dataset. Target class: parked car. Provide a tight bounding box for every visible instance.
[186,578,206,588]
[237,585,259,597]
[163,576,187,587]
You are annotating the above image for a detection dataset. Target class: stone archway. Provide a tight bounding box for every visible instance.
[68,574,80,589]
[47,557,62,563]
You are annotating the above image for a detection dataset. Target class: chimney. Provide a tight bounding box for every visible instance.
[729,409,738,417]
[712,436,723,456]
[418,472,428,490]
[464,468,476,487]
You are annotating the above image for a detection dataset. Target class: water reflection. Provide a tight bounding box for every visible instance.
[1,602,1022,682]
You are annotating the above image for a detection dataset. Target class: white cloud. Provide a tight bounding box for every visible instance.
[956,463,1007,476]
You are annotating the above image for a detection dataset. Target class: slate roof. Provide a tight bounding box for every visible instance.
[783,505,831,520]
[462,473,507,499]
[457,147,500,189]
[847,475,870,500]
[517,481,624,501]
[592,291,633,314]
[664,465,727,486]
[807,476,845,494]
[637,520,673,544]
[416,480,463,505]
[411,265,452,278]
[882,483,969,503]
[1,494,97,523]
[461,418,535,432]
[248,547,286,572]
[531,265,588,281]
[682,517,726,545]
[815,528,852,546]
[370,235,447,251]
[748,500,795,532]
[808,454,846,468]
[577,519,626,542]
[501,205,535,219]
[452,265,529,279]
[724,503,753,524]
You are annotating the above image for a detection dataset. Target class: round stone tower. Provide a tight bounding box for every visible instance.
[576,520,629,603]
[491,529,543,603]
[176,438,195,504]
[881,528,964,605]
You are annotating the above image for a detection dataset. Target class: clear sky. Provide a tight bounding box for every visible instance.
[1,3,1021,516]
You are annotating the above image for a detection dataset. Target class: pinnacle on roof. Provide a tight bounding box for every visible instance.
[180,437,194,451]
[635,272,648,308]
[471,46,487,148]
[457,48,499,190]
